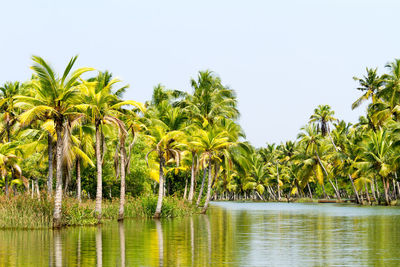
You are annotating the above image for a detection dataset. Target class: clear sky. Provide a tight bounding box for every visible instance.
[1,0,400,147]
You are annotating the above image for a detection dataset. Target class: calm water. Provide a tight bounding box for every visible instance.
[1,202,400,266]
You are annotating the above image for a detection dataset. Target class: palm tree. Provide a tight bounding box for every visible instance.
[186,70,239,127]
[16,55,93,228]
[117,109,143,221]
[68,118,95,202]
[0,81,22,142]
[259,144,282,200]
[330,121,361,203]
[0,142,22,197]
[191,126,231,214]
[145,119,183,218]
[298,124,340,199]
[309,105,337,137]
[352,68,384,110]
[78,71,143,220]
[359,129,394,205]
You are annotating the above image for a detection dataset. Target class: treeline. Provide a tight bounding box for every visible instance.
[222,61,400,206]
[1,56,400,228]
[0,56,241,227]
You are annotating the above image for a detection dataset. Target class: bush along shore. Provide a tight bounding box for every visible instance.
[0,195,197,229]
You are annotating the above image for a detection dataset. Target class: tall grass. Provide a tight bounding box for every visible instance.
[0,194,197,229]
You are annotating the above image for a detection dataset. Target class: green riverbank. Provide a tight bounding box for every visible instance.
[0,195,198,229]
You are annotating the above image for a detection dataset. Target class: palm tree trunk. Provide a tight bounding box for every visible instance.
[183,177,188,200]
[118,143,126,221]
[397,182,400,200]
[267,185,277,200]
[48,132,53,194]
[95,123,103,221]
[35,179,40,198]
[364,182,371,205]
[315,153,341,200]
[64,168,70,195]
[381,176,390,205]
[371,181,377,202]
[322,183,327,199]
[196,167,207,207]
[76,159,81,203]
[276,163,281,201]
[154,154,164,218]
[6,123,10,143]
[348,174,360,204]
[4,176,9,197]
[307,183,313,199]
[201,160,213,214]
[392,179,397,199]
[53,123,63,228]
[374,178,380,200]
[326,135,343,199]
[188,151,196,201]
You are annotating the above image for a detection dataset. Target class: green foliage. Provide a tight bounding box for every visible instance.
[0,195,197,229]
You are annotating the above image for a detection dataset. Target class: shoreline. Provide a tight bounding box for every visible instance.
[0,195,198,230]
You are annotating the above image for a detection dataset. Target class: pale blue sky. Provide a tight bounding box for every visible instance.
[1,0,400,147]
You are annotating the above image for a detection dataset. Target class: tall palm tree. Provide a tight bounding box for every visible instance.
[16,55,93,228]
[352,68,384,110]
[186,70,239,127]
[145,119,183,218]
[359,129,394,205]
[191,126,231,214]
[259,144,282,200]
[298,124,340,199]
[309,105,337,137]
[78,71,143,220]
[117,109,143,221]
[68,118,95,202]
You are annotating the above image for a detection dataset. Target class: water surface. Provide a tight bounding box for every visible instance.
[1,202,400,266]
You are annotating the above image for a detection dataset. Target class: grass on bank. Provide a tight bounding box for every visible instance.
[0,194,198,229]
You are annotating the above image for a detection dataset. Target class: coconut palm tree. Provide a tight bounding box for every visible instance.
[0,142,22,197]
[16,55,93,228]
[358,129,394,205]
[309,105,337,137]
[145,119,183,218]
[259,144,282,200]
[352,68,384,110]
[68,118,95,202]
[191,126,231,214]
[0,81,23,142]
[298,124,340,199]
[78,71,143,220]
[186,70,239,127]
[117,109,144,221]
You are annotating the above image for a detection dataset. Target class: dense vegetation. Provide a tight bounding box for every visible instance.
[1,56,400,227]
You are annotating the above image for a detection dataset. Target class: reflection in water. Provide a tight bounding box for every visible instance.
[77,229,81,267]
[203,215,211,266]
[119,222,125,267]
[96,226,102,267]
[0,202,400,266]
[190,217,194,267]
[155,219,164,267]
[54,230,62,267]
